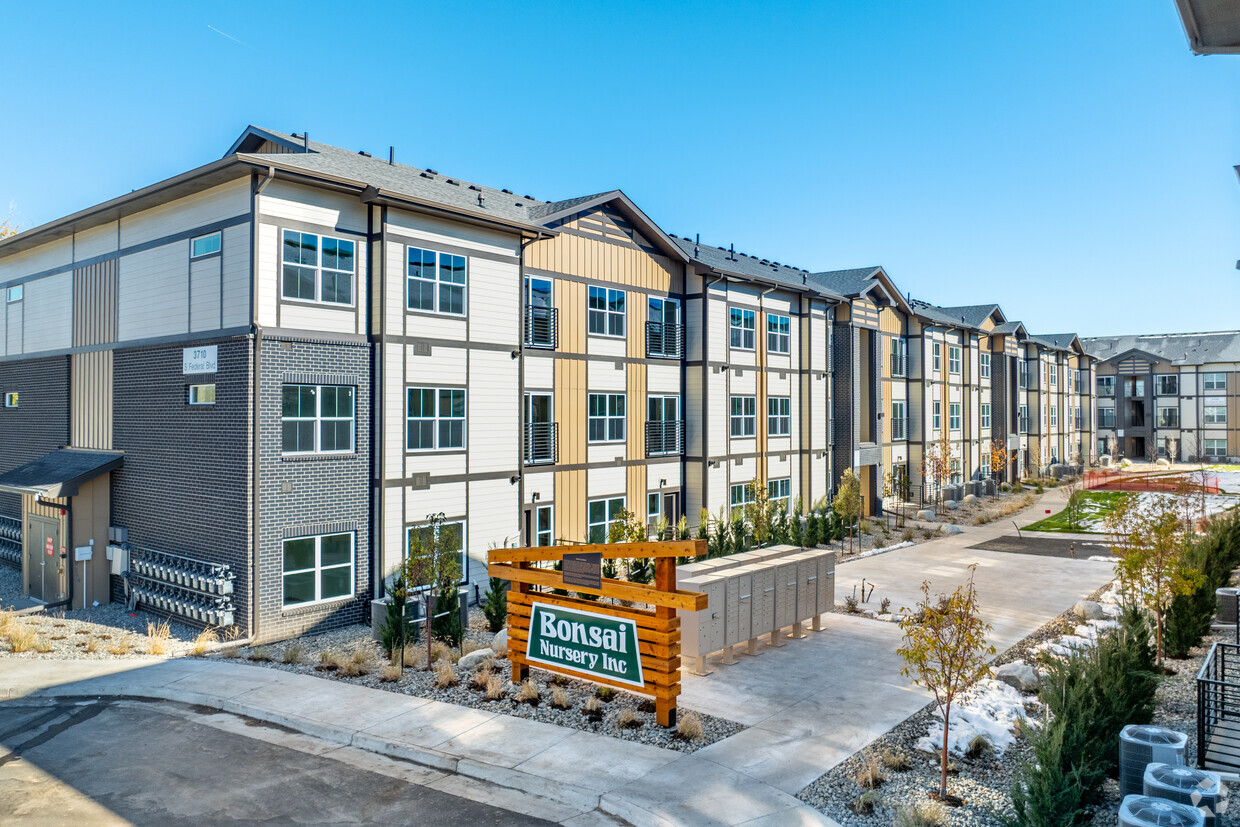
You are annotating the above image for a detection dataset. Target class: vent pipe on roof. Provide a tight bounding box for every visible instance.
[728,243,736,262]
[389,146,394,165]
[304,132,309,151]
[694,233,699,258]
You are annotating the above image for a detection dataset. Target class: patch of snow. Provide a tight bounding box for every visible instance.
[1088,555,1119,563]
[847,540,915,562]
[915,678,1031,756]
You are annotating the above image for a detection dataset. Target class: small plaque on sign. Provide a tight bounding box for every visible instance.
[183,345,218,374]
[562,552,602,590]
[75,546,93,562]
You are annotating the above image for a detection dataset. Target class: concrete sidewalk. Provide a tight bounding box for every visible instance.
[0,658,833,826]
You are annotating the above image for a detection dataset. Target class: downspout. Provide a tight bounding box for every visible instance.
[250,166,275,641]
[39,496,73,611]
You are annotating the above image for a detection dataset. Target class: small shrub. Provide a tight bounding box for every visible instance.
[485,674,505,700]
[338,649,373,678]
[402,645,421,668]
[517,678,540,704]
[595,686,614,702]
[189,627,218,657]
[34,637,54,654]
[145,620,171,656]
[220,646,240,658]
[894,800,947,827]
[380,664,402,682]
[434,660,458,688]
[471,666,492,689]
[482,577,508,633]
[248,645,273,663]
[853,754,885,790]
[920,527,936,540]
[880,597,891,614]
[549,674,570,687]
[676,711,705,740]
[850,790,882,815]
[843,595,859,613]
[430,640,452,664]
[318,649,342,671]
[965,733,993,760]
[224,625,243,641]
[901,527,915,542]
[7,625,37,653]
[550,686,570,709]
[583,696,603,717]
[84,635,101,654]
[0,611,12,636]
[880,748,911,771]
[107,636,133,656]
[613,707,642,729]
[1035,484,1045,494]
[282,644,306,665]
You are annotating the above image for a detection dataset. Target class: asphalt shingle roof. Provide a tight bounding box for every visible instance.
[940,304,1003,328]
[1083,331,1240,365]
[806,267,884,299]
[674,237,844,299]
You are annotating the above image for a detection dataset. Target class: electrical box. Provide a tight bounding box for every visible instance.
[108,526,128,544]
[108,545,128,576]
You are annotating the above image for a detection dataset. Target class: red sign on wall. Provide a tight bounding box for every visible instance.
[45,538,53,557]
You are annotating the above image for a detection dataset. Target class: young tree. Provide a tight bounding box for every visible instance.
[406,513,463,669]
[1106,494,1202,666]
[833,468,862,554]
[987,438,1008,498]
[922,428,954,512]
[1061,474,1083,532]
[897,564,996,801]
[744,478,772,547]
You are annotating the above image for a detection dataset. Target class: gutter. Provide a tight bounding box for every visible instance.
[249,166,275,641]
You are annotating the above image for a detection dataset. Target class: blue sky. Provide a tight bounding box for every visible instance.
[3,1,1237,337]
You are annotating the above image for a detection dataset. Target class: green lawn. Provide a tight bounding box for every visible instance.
[1023,491,1132,533]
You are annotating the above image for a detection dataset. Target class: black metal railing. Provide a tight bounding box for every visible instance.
[646,322,684,358]
[891,417,908,440]
[524,422,558,465]
[645,421,683,456]
[1198,640,1240,772]
[524,306,558,349]
[890,354,907,377]
[1018,416,1030,434]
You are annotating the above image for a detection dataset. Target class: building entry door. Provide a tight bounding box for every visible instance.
[25,515,63,603]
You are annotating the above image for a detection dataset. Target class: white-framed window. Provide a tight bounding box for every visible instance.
[768,477,791,507]
[1099,408,1116,428]
[890,338,908,377]
[534,506,553,547]
[730,483,754,514]
[768,396,791,436]
[4,392,18,408]
[729,308,756,350]
[1206,439,1227,459]
[1205,372,1227,392]
[407,246,466,315]
[1157,407,1178,428]
[1019,404,1030,432]
[1050,406,1058,427]
[933,342,941,372]
[282,230,355,305]
[730,395,756,437]
[1042,407,1047,428]
[1018,360,1029,388]
[891,400,907,440]
[1049,364,1058,386]
[406,387,465,450]
[1205,406,1228,425]
[980,352,990,379]
[932,400,941,430]
[767,314,791,354]
[948,345,961,375]
[5,285,21,303]
[588,286,625,337]
[188,384,216,405]
[1098,375,1115,396]
[949,402,961,431]
[282,384,356,454]
[980,403,991,429]
[587,497,625,543]
[648,493,660,518]
[191,232,221,258]
[587,393,626,442]
[282,532,354,608]
[1156,375,1178,396]
[406,521,468,586]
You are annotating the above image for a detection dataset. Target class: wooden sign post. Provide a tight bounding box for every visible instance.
[488,539,707,727]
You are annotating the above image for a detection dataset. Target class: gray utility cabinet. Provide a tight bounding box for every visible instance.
[815,552,836,629]
[774,560,799,637]
[743,563,776,653]
[681,573,727,674]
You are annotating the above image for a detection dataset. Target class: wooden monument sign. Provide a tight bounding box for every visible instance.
[488,539,707,726]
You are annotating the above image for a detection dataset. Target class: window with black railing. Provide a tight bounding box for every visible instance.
[890,353,907,377]
[523,422,557,465]
[891,417,908,440]
[1018,416,1030,434]
[645,420,683,456]
[646,321,683,358]
[524,306,558,349]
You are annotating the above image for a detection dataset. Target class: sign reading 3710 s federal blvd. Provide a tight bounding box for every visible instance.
[526,601,644,687]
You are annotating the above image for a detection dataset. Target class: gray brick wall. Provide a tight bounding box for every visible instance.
[830,322,854,488]
[256,336,371,642]
[0,357,70,519]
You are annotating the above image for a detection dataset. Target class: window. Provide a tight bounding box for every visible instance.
[729,308,756,350]
[1050,406,1058,427]
[1205,406,1227,425]
[1018,361,1029,389]
[1099,407,1116,428]
[1157,407,1179,428]
[647,297,680,357]
[932,400,941,430]
[1049,364,1058,386]
[406,387,465,450]
[767,314,790,354]
[6,285,21,302]
[406,246,466,315]
[282,230,355,305]
[1156,375,1178,396]
[282,532,354,608]
[1205,373,1227,392]
[933,342,941,371]
[534,506,553,547]
[282,385,355,454]
[1098,375,1115,396]
[407,521,467,586]
[768,478,791,507]
[648,493,660,518]
[730,395,756,437]
[1124,378,1145,397]
[188,384,216,405]
[891,400,906,440]
[768,396,791,436]
[4,392,17,408]
[948,346,961,375]
[890,338,907,376]
[588,286,625,336]
[191,232,221,258]
[587,497,625,543]
[1019,404,1030,432]
[1206,439,1228,459]
[980,403,991,429]
[587,393,626,442]
[980,352,990,379]
[730,483,754,515]
[949,402,961,431]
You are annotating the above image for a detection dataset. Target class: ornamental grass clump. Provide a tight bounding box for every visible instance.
[613,707,641,729]
[145,620,171,656]
[485,674,505,700]
[189,627,218,657]
[517,678,540,705]
[549,686,571,710]
[675,711,704,741]
[433,660,457,688]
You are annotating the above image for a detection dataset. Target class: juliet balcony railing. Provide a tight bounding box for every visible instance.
[891,417,908,441]
[646,322,684,359]
[1018,416,1030,434]
[890,354,907,378]
[524,306,558,349]
[646,421,684,457]
[524,422,558,465]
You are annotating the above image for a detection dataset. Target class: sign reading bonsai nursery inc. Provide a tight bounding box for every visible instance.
[526,601,643,687]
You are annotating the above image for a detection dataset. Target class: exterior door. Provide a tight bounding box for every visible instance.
[26,515,62,603]
[524,277,554,347]
[662,492,680,525]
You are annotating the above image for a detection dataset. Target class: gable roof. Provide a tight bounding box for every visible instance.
[809,266,912,314]
[940,304,1006,328]
[990,321,1027,336]
[676,237,844,300]
[1084,330,1240,365]
[533,190,690,263]
[1035,333,1084,353]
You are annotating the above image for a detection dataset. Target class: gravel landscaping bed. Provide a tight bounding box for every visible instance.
[218,607,744,753]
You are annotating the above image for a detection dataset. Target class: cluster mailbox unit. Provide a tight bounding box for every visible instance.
[678,545,836,674]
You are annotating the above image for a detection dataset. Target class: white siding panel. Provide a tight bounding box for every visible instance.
[408,454,466,479]
[588,336,626,358]
[587,466,627,498]
[120,179,249,247]
[0,302,6,356]
[467,478,520,559]
[525,356,554,391]
[685,298,703,362]
[645,461,681,490]
[118,243,188,341]
[256,224,279,327]
[587,444,627,465]
[221,224,250,327]
[407,343,466,384]
[383,488,403,581]
[385,212,520,260]
[259,180,366,233]
[279,303,358,335]
[385,347,405,476]
[468,349,520,474]
[523,472,554,503]
[22,272,72,353]
[587,359,627,392]
[0,237,72,284]
[4,302,19,355]
[647,363,679,394]
[406,482,467,530]
[468,258,519,346]
[189,257,222,332]
[74,222,119,262]
[686,370,703,456]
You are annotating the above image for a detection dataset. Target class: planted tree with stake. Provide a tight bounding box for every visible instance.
[833,468,862,554]
[897,564,995,802]
[405,512,463,670]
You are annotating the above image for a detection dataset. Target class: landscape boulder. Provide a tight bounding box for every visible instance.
[962,494,978,504]
[492,628,508,653]
[944,500,960,511]
[1155,457,1171,468]
[458,648,494,671]
[1073,600,1106,621]
[916,509,937,522]
[943,524,963,535]
[996,661,1041,693]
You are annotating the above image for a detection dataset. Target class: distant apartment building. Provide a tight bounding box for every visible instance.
[1085,331,1240,462]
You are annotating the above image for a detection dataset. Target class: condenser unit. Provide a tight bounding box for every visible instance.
[1119,796,1204,827]
[1142,763,1226,827]
[1119,725,1188,797]
[1217,588,1240,626]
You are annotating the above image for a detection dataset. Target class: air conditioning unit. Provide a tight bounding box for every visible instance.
[1142,763,1226,827]
[1217,588,1240,626]
[1119,725,1188,797]
[1119,795,1204,827]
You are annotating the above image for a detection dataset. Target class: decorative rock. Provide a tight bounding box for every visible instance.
[963,494,978,504]
[944,500,960,511]
[996,660,1041,692]
[943,525,963,535]
[1073,600,1106,620]
[1155,457,1171,468]
[916,509,937,521]
[492,628,508,653]
[458,648,494,671]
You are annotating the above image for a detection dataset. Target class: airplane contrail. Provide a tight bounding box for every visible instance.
[207,24,255,50]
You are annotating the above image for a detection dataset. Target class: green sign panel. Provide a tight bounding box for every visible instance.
[526,601,645,688]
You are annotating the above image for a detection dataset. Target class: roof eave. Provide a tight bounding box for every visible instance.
[536,190,690,263]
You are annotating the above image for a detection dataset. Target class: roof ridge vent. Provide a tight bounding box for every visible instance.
[446,179,459,185]
[501,189,512,194]
[468,185,481,191]
[358,150,371,157]
[426,169,438,175]
[420,172,433,179]
[523,195,534,200]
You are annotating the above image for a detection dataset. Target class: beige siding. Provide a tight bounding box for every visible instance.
[72,260,118,347]
[70,350,113,449]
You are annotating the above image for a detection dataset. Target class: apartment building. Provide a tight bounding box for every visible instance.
[1085,331,1240,462]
